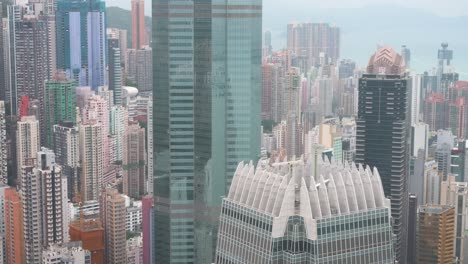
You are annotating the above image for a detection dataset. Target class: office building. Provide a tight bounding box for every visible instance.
[215,157,394,263]
[440,176,468,263]
[287,22,340,67]
[131,0,145,49]
[401,45,411,69]
[69,218,104,264]
[107,28,128,70]
[4,187,24,264]
[416,205,455,264]
[142,196,153,264]
[79,121,103,201]
[16,115,40,187]
[355,46,409,263]
[45,74,76,148]
[153,1,262,262]
[127,47,152,92]
[407,194,417,264]
[100,188,126,264]
[56,0,107,90]
[42,242,91,264]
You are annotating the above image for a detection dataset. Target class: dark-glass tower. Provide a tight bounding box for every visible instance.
[356,46,410,264]
[153,0,262,263]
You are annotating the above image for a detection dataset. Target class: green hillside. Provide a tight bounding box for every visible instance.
[106,6,151,47]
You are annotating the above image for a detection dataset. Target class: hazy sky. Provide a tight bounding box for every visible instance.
[106,0,468,17]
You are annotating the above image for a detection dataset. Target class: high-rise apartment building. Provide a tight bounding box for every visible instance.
[153,1,262,262]
[16,115,40,187]
[287,22,340,67]
[215,158,394,263]
[45,74,76,148]
[123,123,146,199]
[0,3,5,102]
[100,188,126,264]
[127,236,143,264]
[8,8,49,125]
[83,94,109,167]
[424,92,447,131]
[262,62,284,122]
[355,46,409,263]
[69,218,104,264]
[79,121,103,201]
[4,187,24,264]
[54,121,80,200]
[108,38,123,106]
[416,205,455,264]
[0,102,6,184]
[56,0,107,90]
[131,0,145,49]
[127,47,152,92]
[22,148,64,262]
[109,105,128,163]
[142,196,154,264]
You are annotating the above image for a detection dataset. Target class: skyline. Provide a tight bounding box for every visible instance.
[107,0,468,17]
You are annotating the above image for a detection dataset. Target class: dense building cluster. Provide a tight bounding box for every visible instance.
[0,0,465,263]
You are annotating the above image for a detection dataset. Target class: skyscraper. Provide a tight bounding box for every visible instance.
[108,38,123,105]
[100,188,127,264]
[16,115,40,187]
[4,187,24,264]
[355,46,410,263]
[131,0,145,49]
[45,74,76,148]
[215,158,395,263]
[79,121,103,201]
[0,102,6,184]
[8,8,49,122]
[0,3,5,102]
[107,28,128,70]
[22,148,65,263]
[54,121,80,200]
[127,47,152,92]
[123,123,146,199]
[56,0,107,90]
[287,22,340,67]
[153,1,262,262]
[416,205,455,264]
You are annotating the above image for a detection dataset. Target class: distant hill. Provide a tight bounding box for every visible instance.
[106,6,151,47]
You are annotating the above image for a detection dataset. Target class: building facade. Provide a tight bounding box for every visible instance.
[153,1,262,262]
[56,0,107,90]
[79,121,103,201]
[45,75,76,148]
[215,158,395,263]
[100,188,126,264]
[123,123,146,199]
[355,46,410,263]
[131,0,145,49]
[16,115,40,187]
[416,205,455,264]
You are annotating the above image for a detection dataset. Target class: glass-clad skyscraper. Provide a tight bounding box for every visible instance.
[56,0,107,90]
[356,46,410,264]
[153,1,262,263]
[215,158,395,263]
